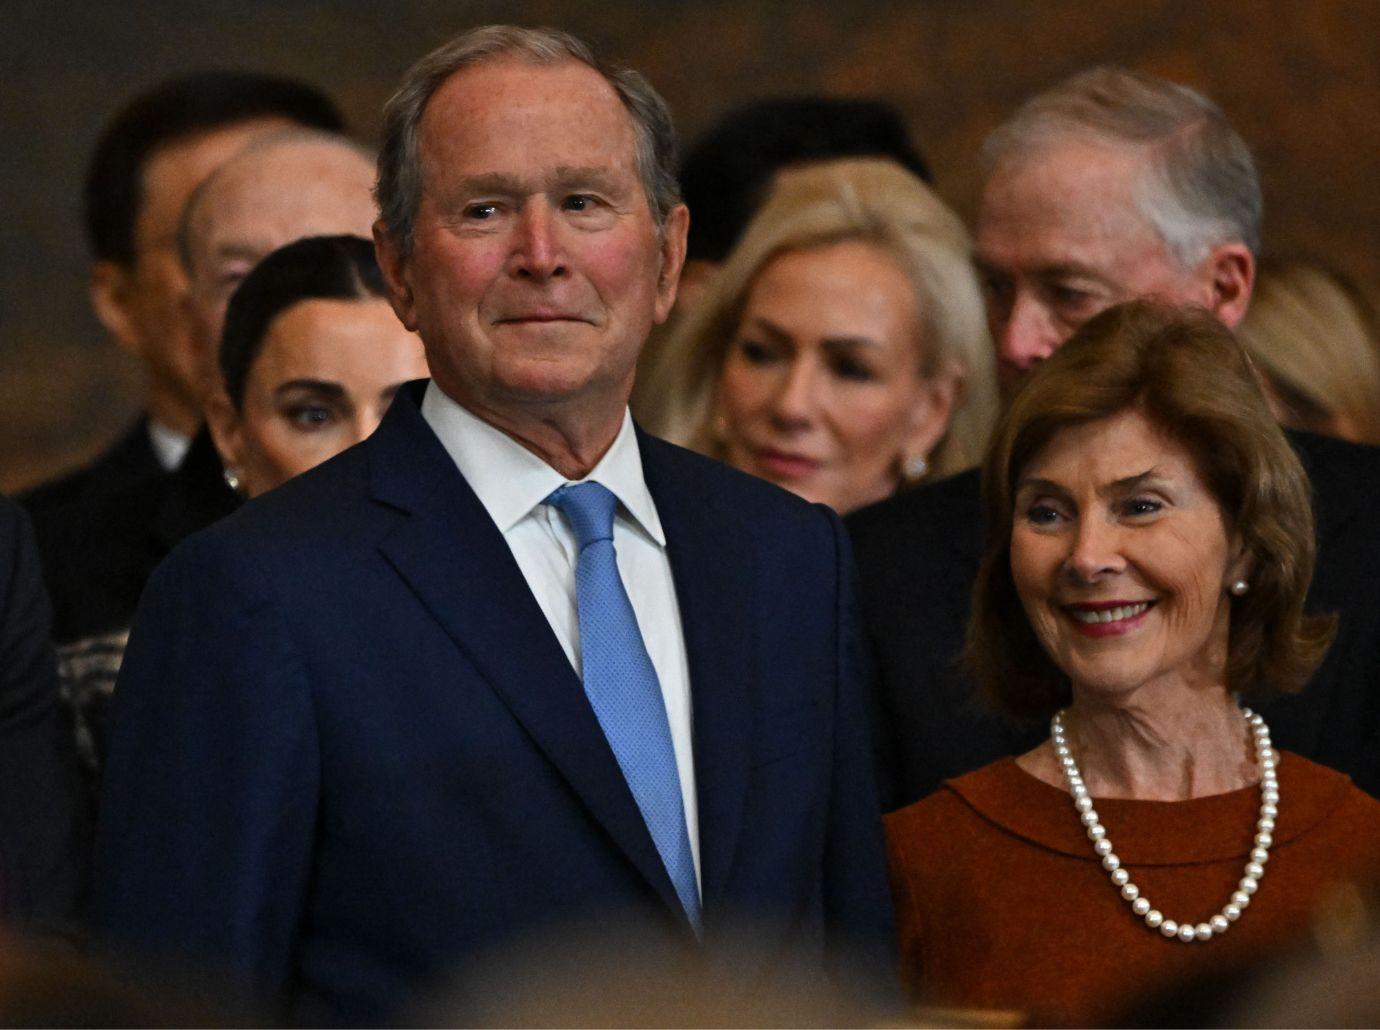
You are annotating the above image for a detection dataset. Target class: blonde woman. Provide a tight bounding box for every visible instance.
[1238,258,1380,445]
[640,158,997,514]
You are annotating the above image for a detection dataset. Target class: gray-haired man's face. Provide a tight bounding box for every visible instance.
[974,137,1209,403]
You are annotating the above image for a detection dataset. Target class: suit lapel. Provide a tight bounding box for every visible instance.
[369,385,687,920]
[640,434,756,913]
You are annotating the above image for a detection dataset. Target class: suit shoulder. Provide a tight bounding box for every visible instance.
[639,433,830,524]
[1288,429,1380,494]
[203,441,374,547]
[846,468,981,543]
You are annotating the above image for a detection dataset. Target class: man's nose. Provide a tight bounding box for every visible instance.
[1064,516,1127,583]
[995,291,1061,376]
[509,202,567,281]
[768,358,819,427]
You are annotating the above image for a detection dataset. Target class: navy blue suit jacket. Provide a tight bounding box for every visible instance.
[93,383,894,1022]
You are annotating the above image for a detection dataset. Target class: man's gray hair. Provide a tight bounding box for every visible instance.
[983,66,1262,267]
[178,128,377,273]
[376,25,681,256]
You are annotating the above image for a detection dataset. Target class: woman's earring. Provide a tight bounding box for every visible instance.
[223,467,243,495]
[1229,579,1249,596]
[902,454,929,482]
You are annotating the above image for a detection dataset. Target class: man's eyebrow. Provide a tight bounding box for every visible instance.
[453,173,524,196]
[450,167,626,197]
[550,166,624,192]
[1033,262,1118,286]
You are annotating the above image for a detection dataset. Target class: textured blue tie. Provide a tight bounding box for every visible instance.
[545,481,701,929]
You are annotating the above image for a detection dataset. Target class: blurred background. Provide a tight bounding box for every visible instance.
[6,0,1379,493]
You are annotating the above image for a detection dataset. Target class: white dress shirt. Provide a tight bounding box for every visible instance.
[147,419,191,471]
[422,383,700,888]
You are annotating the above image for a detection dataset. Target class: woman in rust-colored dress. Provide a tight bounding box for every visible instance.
[885,301,1380,1026]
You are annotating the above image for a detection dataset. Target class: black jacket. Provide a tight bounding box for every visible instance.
[20,417,163,516]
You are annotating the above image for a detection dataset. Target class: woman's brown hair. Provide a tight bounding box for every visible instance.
[967,300,1335,719]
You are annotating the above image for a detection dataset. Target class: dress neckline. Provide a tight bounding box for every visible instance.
[943,752,1352,865]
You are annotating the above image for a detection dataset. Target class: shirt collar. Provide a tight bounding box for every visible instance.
[421,381,665,545]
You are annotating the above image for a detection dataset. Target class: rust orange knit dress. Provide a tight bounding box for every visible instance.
[885,752,1380,1026]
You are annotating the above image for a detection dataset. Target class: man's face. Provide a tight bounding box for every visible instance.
[976,139,1210,401]
[185,139,379,387]
[97,118,288,424]
[378,58,686,425]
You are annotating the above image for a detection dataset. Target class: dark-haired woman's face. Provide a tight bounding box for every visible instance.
[1009,407,1245,702]
[223,297,428,497]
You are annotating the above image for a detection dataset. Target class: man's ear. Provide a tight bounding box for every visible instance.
[373,221,419,332]
[653,203,690,325]
[1203,242,1254,329]
[90,261,142,358]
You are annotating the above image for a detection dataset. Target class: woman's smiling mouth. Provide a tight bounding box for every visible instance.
[1062,599,1157,636]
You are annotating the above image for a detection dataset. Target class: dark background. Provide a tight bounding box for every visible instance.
[6,0,1378,493]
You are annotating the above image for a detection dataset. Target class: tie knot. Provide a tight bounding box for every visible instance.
[545,481,618,549]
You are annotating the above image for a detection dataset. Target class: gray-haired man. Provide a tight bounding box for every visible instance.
[95,25,894,1024]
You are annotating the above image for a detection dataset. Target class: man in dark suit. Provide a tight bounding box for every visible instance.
[33,132,380,793]
[851,66,1380,810]
[94,26,893,1024]
[0,497,88,930]
[21,72,343,514]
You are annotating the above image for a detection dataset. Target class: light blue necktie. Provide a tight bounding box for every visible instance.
[545,481,701,930]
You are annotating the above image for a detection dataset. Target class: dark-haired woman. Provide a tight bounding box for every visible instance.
[207,234,427,498]
[885,301,1380,1026]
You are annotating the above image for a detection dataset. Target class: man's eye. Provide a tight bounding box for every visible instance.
[464,203,499,220]
[979,272,1011,302]
[217,271,249,296]
[562,194,598,213]
[1047,283,1102,319]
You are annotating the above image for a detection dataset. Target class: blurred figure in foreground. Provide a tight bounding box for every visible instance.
[644,158,995,514]
[206,235,427,499]
[1238,258,1380,445]
[886,301,1380,1025]
[20,72,342,512]
[850,66,1380,811]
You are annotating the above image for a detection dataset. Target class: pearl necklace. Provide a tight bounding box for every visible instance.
[1050,707,1277,943]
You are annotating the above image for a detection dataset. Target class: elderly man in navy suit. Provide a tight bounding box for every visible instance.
[94,26,893,1024]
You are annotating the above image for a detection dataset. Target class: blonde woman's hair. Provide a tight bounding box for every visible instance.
[1237,258,1380,445]
[640,157,998,483]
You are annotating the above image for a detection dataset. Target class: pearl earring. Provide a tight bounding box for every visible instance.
[902,455,929,481]
[223,468,243,494]
[1230,579,1249,596]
